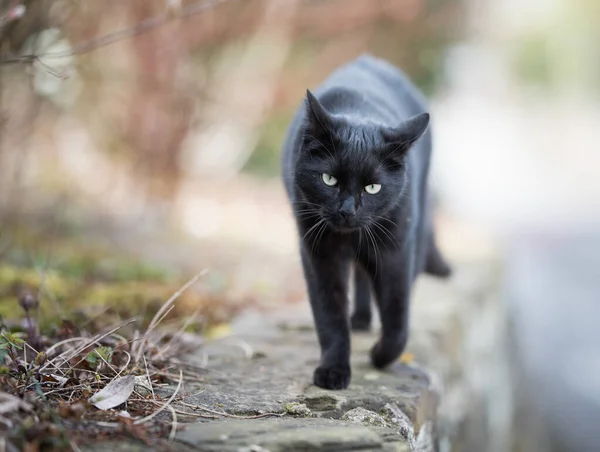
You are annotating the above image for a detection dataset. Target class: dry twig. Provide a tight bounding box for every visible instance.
[134,370,183,425]
[1,0,241,64]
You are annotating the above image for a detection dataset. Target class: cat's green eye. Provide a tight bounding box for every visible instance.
[365,184,382,194]
[322,173,338,187]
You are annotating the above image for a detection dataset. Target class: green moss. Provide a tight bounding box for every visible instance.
[0,231,201,332]
[285,402,312,416]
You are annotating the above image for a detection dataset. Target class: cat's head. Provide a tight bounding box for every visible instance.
[294,89,430,232]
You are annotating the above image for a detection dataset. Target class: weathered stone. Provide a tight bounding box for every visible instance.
[379,403,436,452]
[300,392,347,413]
[384,402,416,442]
[284,402,311,416]
[342,407,387,427]
[237,445,271,452]
[176,418,388,451]
[81,440,194,452]
[181,305,434,425]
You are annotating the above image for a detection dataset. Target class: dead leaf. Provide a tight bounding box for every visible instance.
[42,374,68,386]
[89,375,135,410]
[58,401,86,419]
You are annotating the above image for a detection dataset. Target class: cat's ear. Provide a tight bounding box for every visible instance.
[304,89,333,138]
[381,112,430,162]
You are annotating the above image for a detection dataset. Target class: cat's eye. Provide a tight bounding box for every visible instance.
[365,184,382,194]
[322,173,338,187]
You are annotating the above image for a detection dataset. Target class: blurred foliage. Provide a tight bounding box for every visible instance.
[512,36,552,89]
[509,0,600,97]
[0,228,241,332]
[1,0,467,183]
[244,110,293,177]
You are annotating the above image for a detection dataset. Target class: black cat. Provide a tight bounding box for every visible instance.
[282,54,451,390]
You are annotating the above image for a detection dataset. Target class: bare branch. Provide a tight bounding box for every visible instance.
[0,0,241,65]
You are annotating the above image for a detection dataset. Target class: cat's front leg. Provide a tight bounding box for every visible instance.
[300,246,351,389]
[350,264,372,331]
[367,252,413,369]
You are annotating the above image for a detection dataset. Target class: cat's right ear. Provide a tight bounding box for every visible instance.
[383,112,430,151]
[380,112,430,166]
[305,90,333,138]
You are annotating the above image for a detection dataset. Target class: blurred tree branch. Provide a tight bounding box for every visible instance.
[0,0,466,218]
[0,1,25,30]
[0,0,239,65]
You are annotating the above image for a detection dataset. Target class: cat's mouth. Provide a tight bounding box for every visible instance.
[333,225,360,234]
[327,218,362,233]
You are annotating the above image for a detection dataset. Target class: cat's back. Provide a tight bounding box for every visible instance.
[318,54,428,119]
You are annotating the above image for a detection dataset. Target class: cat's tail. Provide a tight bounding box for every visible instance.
[424,234,452,278]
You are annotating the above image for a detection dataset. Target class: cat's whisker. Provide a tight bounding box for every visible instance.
[302,220,322,241]
[302,219,327,249]
[369,223,390,252]
[295,209,321,218]
[364,224,379,278]
[372,215,400,229]
[374,227,381,277]
[363,225,372,273]
[308,220,327,255]
[297,213,321,220]
[372,231,380,278]
[292,206,323,213]
[355,228,363,261]
[298,214,322,222]
[313,220,328,254]
[372,223,396,252]
[294,207,322,213]
[371,221,400,250]
[291,200,322,207]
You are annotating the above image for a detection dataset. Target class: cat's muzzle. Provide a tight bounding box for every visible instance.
[330,213,360,232]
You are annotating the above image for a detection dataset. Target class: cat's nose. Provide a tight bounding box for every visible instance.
[339,198,356,218]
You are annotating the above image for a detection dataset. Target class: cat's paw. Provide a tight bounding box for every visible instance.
[350,313,371,332]
[370,335,407,369]
[313,364,351,390]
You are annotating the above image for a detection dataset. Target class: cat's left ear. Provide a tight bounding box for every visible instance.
[381,112,430,160]
[305,89,334,138]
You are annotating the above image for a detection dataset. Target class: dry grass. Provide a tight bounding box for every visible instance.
[0,269,283,451]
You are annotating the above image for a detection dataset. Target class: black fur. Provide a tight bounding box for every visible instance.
[282,55,451,390]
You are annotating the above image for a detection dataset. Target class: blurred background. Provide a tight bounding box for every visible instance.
[1,0,599,450]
